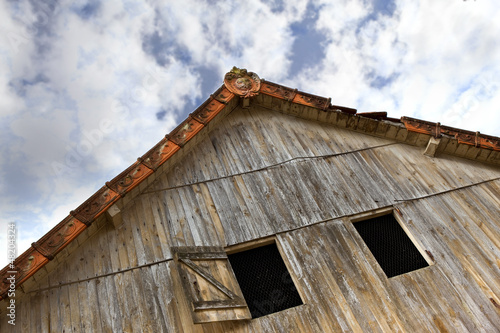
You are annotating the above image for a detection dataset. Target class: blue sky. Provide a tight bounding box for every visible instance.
[1,0,499,267]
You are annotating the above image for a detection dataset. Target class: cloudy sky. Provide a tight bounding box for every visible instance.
[1,0,499,267]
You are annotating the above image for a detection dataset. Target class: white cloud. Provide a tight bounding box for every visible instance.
[148,0,310,81]
[290,0,500,135]
[0,2,32,118]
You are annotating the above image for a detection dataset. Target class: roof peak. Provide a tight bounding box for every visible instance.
[1,70,499,300]
[224,67,261,98]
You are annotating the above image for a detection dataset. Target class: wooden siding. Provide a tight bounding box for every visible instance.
[2,106,499,332]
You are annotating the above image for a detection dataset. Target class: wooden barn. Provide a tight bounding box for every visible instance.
[1,68,500,332]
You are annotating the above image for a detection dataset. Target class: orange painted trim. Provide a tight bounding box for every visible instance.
[455,133,500,151]
[260,80,358,114]
[0,247,49,299]
[401,118,435,135]
[261,81,298,101]
[106,160,154,197]
[140,138,181,171]
[70,186,120,225]
[191,98,226,125]
[212,86,235,104]
[168,116,204,147]
[32,216,87,260]
[402,117,500,151]
[292,91,331,110]
[0,218,88,300]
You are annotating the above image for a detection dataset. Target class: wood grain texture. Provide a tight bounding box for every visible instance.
[2,105,499,332]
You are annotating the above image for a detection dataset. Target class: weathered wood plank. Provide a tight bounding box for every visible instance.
[232,174,274,239]
[279,161,323,225]
[13,105,500,332]
[163,188,195,247]
[402,200,500,331]
[153,262,185,333]
[96,235,121,333]
[148,194,175,258]
[205,180,239,245]
[278,230,360,332]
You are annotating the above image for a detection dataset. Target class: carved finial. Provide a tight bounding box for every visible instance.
[224,67,261,98]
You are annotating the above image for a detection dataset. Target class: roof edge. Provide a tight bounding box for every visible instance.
[0,84,236,300]
[1,68,499,300]
[401,116,500,151]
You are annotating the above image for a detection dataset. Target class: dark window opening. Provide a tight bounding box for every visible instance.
[354,214,429,278]
[228,243,303,319]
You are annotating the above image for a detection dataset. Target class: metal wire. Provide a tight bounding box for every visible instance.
[228,243,303,318]
[354,214,429,278]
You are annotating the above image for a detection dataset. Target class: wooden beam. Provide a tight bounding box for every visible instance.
[105,204,122,228]
[423,136,442,157]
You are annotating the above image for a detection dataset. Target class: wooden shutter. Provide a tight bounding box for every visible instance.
[172,246,251,323]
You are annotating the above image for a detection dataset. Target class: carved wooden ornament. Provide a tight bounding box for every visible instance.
[224,67,261,98]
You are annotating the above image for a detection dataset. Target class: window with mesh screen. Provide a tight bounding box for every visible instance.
[353,214,429,278]
[227,243,303,319]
